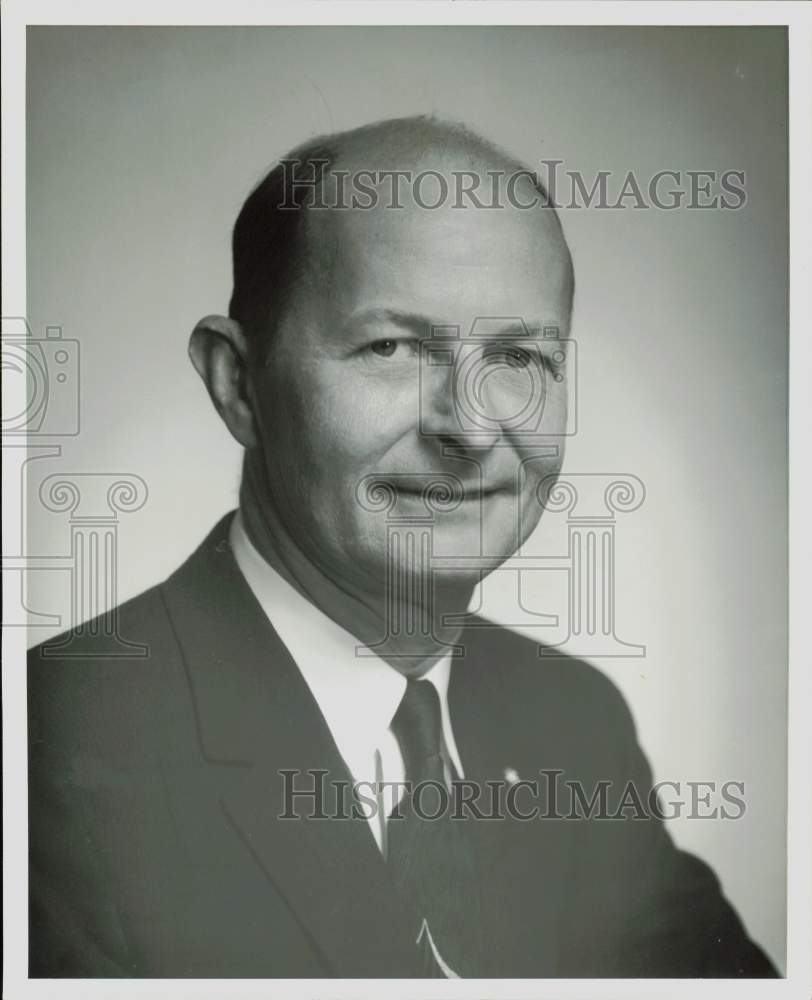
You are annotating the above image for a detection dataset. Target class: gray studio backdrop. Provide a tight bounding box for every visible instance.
[25,26,787,970]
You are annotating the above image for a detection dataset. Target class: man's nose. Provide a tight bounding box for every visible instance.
[418,360,501,452]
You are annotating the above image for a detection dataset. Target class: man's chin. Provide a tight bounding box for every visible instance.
[352,510,526,592]
[430,518,523,564]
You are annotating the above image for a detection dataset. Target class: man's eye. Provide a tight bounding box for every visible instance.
[367,338,419,360]
[370,339,398,358]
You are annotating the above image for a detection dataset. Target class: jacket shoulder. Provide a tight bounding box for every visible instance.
[27,583,187,761]
[460,617,640,760]
[464,617,634,714]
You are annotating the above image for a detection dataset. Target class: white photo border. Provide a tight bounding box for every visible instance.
[2,3,809,998]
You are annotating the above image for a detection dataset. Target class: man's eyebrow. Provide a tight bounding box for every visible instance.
[346,309,544,338]
[345,308,436,335]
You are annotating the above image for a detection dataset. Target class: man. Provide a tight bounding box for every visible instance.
[28,116,776,977]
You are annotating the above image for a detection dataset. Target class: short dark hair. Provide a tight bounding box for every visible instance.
[228,138,337,357]
[228,115,566,359]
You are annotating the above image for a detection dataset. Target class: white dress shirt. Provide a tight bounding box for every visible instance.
[229,511,465,854]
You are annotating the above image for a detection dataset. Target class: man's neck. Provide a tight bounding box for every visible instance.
[238,454,471,677]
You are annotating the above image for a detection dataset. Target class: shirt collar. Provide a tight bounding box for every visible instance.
[228,511,453,768]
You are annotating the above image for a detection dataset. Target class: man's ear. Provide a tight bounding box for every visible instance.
[188,315,258,449]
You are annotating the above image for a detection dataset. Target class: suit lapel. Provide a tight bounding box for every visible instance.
[160,515,423,977]
[449,636,567,976]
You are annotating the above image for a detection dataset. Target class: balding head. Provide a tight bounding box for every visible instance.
[229,115,573,357]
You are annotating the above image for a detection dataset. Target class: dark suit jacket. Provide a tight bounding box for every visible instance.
[28,514,777,977]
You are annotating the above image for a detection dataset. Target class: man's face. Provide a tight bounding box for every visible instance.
[249,171,572,591]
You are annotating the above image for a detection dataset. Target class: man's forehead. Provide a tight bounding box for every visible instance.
[299,191,571,323]
[307,164,569,268]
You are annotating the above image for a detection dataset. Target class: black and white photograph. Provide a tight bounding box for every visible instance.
[2,3,810,997]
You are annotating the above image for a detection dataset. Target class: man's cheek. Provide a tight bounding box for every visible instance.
[511,442,565,484]
[319,383,414,454]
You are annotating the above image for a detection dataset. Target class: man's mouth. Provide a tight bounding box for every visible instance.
[395,483,507,500]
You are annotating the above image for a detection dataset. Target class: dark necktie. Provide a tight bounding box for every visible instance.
[387,678,482,977]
